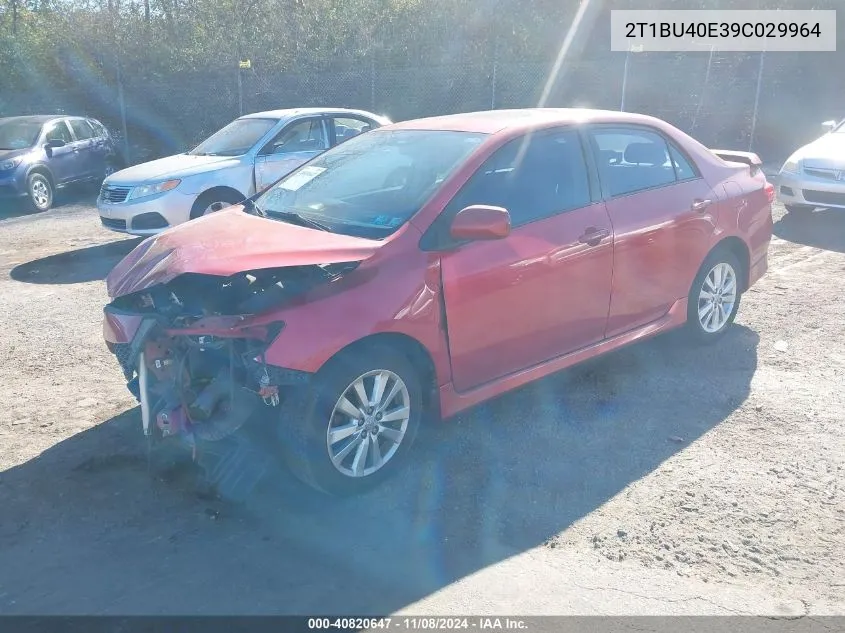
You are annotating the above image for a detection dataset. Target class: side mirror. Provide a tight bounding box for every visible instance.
[449,205,511,242]
[45,139,66,149]
[822,120,838,133]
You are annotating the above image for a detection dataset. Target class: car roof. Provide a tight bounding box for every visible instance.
[238,108,385,121]
[384,108,667,135]
[0,114,97,125]
[0,115,66,125]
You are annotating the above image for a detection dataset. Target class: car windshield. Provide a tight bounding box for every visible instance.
[188,117,278,156]
[0,120,42,150]
[255,129,488,239]
[833,120,845,133]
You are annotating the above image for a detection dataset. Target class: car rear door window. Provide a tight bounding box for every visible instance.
[69,119,95,141]
[448,129,592,227]
[668,142,699,180]
[87,120,107,138]
[331,117,376,145]
[590,127,677,197]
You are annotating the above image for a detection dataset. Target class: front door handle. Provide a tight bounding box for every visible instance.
[578,227,610,246]
[691,198,712,212]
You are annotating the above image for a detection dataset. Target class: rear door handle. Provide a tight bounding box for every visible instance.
[691,198,712,212]
[578,227,610,245]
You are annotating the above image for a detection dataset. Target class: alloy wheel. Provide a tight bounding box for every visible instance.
[31,179,50,209]
[326,369,411,478]
[697,262,737,333]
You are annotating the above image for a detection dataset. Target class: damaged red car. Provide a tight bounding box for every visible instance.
[103,108,774,496]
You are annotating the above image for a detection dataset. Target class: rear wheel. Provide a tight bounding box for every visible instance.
[785,203,814,216]
[683,249,742,345]
[27,172,53,212]
[277,345,423,496]
[189,189,244,220]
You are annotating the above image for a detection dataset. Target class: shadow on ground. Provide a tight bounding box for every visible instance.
[774,209,845,254]
[9,238,142,284]
[0,326,759,615]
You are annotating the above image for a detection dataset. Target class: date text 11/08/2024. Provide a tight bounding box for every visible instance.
[307,617,529,630]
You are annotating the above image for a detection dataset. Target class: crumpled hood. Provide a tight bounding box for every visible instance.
[105,153,238,184]
[106,207,381,298]
[793,133,845,167]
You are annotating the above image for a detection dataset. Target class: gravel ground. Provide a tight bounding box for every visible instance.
[0,190,843,616]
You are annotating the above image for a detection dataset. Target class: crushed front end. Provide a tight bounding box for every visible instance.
[103,264,354,452]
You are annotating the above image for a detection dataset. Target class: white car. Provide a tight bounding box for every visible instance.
[97,108,390,235]
[777,118,845,216]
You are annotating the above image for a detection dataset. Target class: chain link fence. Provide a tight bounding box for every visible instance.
[1,52,841,168]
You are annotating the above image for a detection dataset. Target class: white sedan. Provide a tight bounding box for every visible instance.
[777,118,845,216]
[97,108,390,235]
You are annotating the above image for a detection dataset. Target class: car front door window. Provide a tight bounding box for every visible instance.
[44,121,72,145]
[42,121,81,183]
[265,118,328,155]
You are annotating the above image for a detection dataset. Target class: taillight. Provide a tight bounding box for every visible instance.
[764,182,775,203]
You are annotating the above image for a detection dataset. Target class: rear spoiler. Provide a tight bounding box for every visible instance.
[710,149,763,175]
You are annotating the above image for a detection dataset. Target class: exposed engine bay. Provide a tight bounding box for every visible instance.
[106,264,356,450]
[109,262,358,327]
[133,332,285,450]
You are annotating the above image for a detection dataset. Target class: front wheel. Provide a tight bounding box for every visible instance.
[27,172,54,212]
[189,189,244,220]
[683,250,742,345]
[277,345,423,496]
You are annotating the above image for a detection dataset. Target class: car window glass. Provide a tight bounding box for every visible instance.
[267,119,328,154]
[668,142,698,180]
[88,120,107,137]
[69,119,95,141]
[44,121,73,144]
[256,129,486,239]
[0,120,42,149]
[447,129,591,227]
[189,117,278,156]
[590,128,676,197]
[333,117,374,144]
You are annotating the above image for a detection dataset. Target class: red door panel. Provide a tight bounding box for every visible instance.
[442,202,614,392]
[604,178,716,338]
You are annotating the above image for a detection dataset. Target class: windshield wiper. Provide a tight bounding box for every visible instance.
[267,209,332,232]
[242,198,266,217]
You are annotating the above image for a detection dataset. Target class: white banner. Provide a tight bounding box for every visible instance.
[610,10,837,52]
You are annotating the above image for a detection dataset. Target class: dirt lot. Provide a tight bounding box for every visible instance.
[0,190,843,617]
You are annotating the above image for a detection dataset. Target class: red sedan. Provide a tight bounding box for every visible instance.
[103,108,774,496]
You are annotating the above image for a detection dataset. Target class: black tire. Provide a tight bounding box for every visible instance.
[189,189,244,220]
[785,203,814,216]
[27,172,53,212]
[683,249,743,345]
[277,345,423,496]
